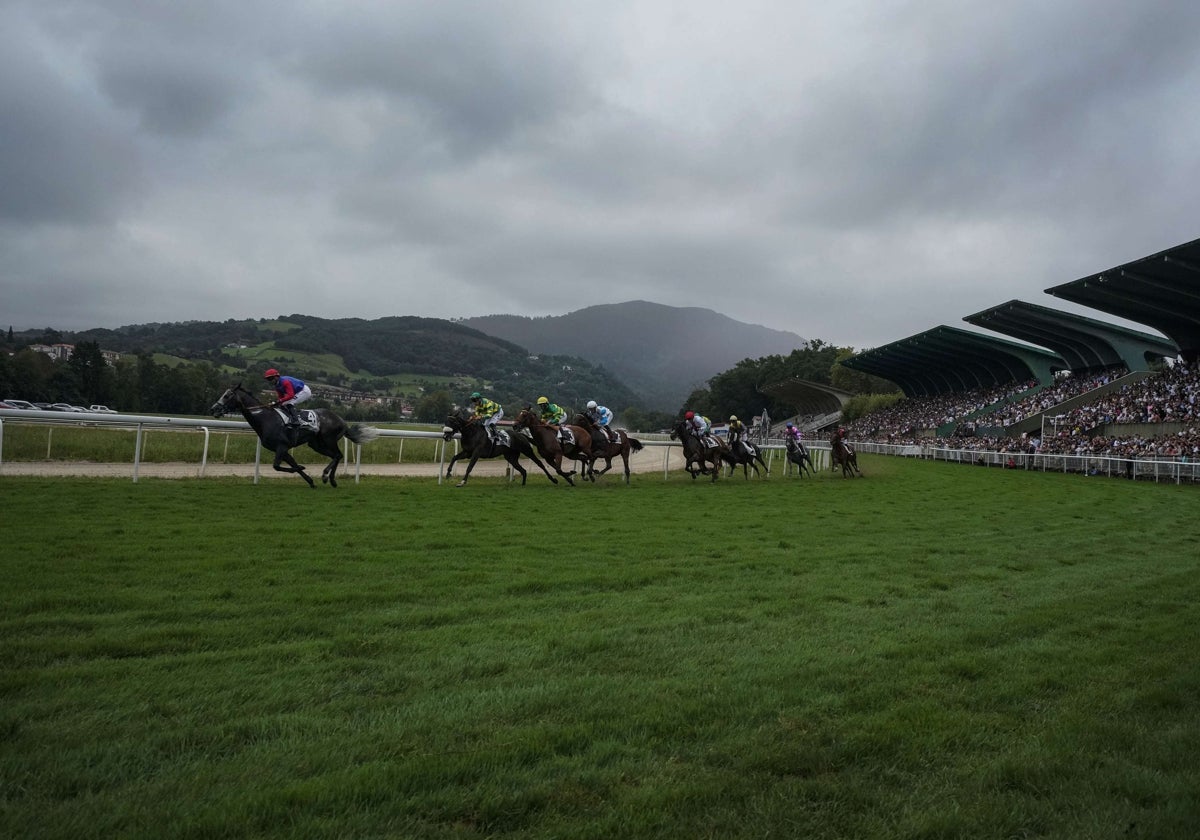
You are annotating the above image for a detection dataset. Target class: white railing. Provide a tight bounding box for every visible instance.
[851,439,1200,484]
[0,408,842,484]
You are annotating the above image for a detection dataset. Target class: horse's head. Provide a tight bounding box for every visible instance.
[442,413,465,440]
[512,408,536,429]
[211,383,249,418]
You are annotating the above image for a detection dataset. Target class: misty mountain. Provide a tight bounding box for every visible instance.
[463,301,806,410]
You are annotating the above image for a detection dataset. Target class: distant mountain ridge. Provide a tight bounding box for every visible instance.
[463,301,806,410]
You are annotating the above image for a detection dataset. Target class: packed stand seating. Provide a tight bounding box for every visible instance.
[844,380,1035,445]
[866,360,1200,461]
[987,365,1127,427]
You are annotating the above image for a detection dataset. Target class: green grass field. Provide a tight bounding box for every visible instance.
[2,457,1198,839]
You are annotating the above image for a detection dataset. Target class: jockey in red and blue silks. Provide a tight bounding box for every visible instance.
[264,368,312,426]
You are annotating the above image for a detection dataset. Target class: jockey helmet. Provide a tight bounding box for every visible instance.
[470,392,481,401]
[536,396,549,405]
[264,368,280,379]
[729,415,737,421]
[839,427,846,434]
[685,411,694,420]
[586,400,597,410]
[786,423,794,429]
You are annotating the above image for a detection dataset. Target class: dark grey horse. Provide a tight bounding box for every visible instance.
[211,383,378,488]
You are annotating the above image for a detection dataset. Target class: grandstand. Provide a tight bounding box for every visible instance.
[765,235,1200,468]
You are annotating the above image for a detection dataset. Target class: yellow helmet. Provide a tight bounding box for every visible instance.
[729,415,737,421]
[536,396,549,405]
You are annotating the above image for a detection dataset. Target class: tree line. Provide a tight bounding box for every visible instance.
[2,330,898,429]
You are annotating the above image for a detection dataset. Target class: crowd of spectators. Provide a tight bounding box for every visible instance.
[842,380,1035,442]
[844,359,1200,462]
[988,365,1127,427]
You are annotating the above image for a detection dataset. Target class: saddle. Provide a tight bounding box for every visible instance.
[558,427,575,446]
[274,407,318,431]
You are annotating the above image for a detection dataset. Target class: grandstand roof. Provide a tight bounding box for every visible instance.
[1046,236,1200,359]
[963,300,1178,372]
[758,378,852,417]
[840,326,1065,398]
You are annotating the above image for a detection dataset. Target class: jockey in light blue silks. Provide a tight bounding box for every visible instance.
[585,400,615,444]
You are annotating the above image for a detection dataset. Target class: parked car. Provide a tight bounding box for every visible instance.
[2,398,36,410]
[49,403,86,412]
[88,405,118,413]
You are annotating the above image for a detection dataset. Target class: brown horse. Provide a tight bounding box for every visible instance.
[572,413,644,483]
[512,408,595,484]
[831,434,863,478]
[670,419,725,482]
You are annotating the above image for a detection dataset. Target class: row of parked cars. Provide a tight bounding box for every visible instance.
[0,400,118,413]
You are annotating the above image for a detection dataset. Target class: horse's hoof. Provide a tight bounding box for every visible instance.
[455,480,467,487]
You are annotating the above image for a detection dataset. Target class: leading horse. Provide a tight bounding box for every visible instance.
[669,419,725,482]
[831,434,863,478]
[442,412,558,487]
[571,413,644,484]
[512,408,595,485]
[211,383,379,488]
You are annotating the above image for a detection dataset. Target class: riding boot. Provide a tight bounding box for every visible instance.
[284,404,301,427]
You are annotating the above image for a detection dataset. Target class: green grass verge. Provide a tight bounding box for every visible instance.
[2,457,1198,839]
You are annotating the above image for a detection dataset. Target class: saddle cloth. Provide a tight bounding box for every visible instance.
[274,407,318,431]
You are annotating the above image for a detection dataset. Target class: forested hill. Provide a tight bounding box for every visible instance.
[463,301,806,410]
[15,314,643,414]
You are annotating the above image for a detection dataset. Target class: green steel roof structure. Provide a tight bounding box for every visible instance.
[963,300,1177,372]
[1046,236,1200,360]
[840,326,1065,398]
[758,378,853,417]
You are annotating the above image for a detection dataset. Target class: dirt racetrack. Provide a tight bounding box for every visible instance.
[0,443,725,480]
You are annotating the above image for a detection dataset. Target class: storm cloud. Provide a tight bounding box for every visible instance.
[3,0,1198,348]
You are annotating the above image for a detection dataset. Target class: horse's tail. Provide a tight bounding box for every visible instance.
[629,437,644,452]
[345,424,380,445]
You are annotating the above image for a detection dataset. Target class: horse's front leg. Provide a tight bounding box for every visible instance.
[445,450,466,477]
[456,455,481,487]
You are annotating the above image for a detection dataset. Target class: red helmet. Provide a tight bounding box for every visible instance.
[264,368,280,379]
[685,411,694,420]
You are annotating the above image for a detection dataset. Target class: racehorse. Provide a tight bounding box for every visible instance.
[722,438,769,479]
[831,434,863,478]
[442,411,558,487]
[210,383,379,488]
[571,413,644,483]
[511,408,594,484]
[784,437,815,477]
[669,419,725,482]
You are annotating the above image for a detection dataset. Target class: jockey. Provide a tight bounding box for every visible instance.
[536,395,567,426]
[835,426,854,453]
[784,423,803,446]
[264,368,312,427]
[469,391,504,443]
[727,414,752,455]
[536,396,571,446]
[584,400,615,443]
[684,410,714,446]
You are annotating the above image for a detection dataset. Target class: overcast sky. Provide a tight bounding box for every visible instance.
[3,1,1198,349]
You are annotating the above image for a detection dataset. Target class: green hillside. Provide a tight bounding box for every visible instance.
[30,314,644,413]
